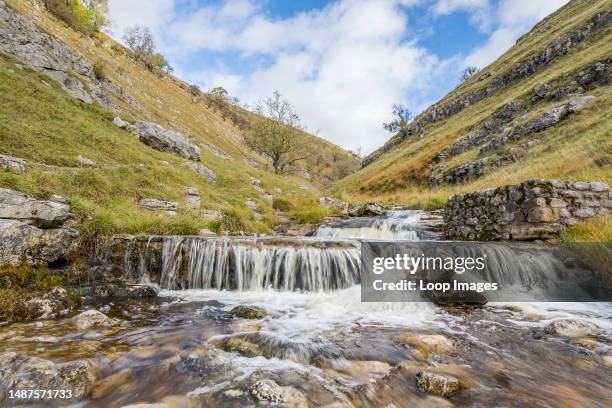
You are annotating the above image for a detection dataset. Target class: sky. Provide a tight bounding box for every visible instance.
[107,0,569,154]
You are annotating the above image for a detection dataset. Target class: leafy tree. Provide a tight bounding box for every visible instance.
[82,0,109,32]
[247,91,310,174]
[44,0,109,35]
[122,25,155,63]
[383,104,412,133]
[209,86,229,100]
[460,66,479,82]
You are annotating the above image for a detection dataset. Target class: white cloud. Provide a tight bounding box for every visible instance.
[108,0,175,33]
[431,0,488,15]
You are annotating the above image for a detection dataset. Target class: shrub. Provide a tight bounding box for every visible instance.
[290,206,328,224]
[273,197,293,212]
[93,59,107,80]
[43,0,107,35]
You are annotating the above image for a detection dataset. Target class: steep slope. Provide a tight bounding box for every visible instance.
[334,0,611,208]
[0,0,357,237]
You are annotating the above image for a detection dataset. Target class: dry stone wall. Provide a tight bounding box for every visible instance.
[444,179,610,241]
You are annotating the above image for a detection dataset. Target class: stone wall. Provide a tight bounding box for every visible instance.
[444,179,610,241]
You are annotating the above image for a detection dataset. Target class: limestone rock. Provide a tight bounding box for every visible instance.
[545,319,600,337]
[349,203,384,217]
[72,310,118,330]
[76,155,96,166]
[139,198,178,216]
[319,197,348,215]
[184,187,200,209]
[202,209,223,220]
[567,95,596,112]
[0,188,72,228]
[198,229,217,237]
[250,379,308,407]
[112,117,130,128]
[415,371,460,397]
[0,353,96,402]
[11,286,79,322]
[184,162,216,183]
[134,121,200,160]
[90,284,157,299]
[393,334,455,356]
[0,154,26,174]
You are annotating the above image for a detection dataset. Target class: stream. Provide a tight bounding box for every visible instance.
[0,211,610,407]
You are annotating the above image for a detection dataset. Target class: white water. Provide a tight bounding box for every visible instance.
[313,210,425,240]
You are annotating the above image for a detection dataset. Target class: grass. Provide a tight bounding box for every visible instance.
[331,0,611,207]
[562,216,612,243]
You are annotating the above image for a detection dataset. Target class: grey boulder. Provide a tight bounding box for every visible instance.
[184,162,216,183]
[0,154,26,174]
[134,121,200,160]
[0,188,72,228]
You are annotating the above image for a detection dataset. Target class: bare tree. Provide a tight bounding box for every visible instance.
[122,25,155,63]
[248,91,310,174]
[460,66,479,82]
[383,103,412,133]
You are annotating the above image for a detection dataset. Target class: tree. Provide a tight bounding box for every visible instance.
[189,84,201,102]
[247,91,310,174]
[44,0,109,35]
[209,86,229,100]
[460,66,479,82]
[122,25,155,63]
[383,104,412,133]
[147,52,172,73]
[82,0,109,32]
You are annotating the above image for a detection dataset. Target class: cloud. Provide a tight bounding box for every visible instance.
[108,0,175,33]
[431,0,488,15]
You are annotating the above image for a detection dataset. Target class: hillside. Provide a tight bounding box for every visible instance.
[333,0,611,209]
[0,0,359,238]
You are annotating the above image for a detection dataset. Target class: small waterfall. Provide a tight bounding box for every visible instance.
[158,237,361,291]
[313,210,435,240]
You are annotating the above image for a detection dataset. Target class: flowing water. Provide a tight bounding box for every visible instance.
[0,211,610,407]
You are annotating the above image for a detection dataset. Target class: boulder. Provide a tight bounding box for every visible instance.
[90,284,158,299]
[349,203,384,217]
[415,371,460,397]
[567,95,596,112]
[0,154,26,174]
[230,305,267,319]
[72,310,118,330]
[10,286,80,322]
[139,198,178,216]
[76,155,96,166]
[184,162,216,183]
[544,319,600,337]
[112,117,130,128]
[134,121,200,160]
[0,188,72,228]
[198,229,217,237]
[202,209,223,220]
[0,353,96,402]
[319,197,348,215]
[250,379,308,407]
[184,187,201,209]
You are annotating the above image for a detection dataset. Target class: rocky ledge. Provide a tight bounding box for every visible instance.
[444,179,610,241]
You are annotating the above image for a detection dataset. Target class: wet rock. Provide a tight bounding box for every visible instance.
[0,154,26,174]
[349,203,384,217]
[0,188,72,228]
[427,289,487,307]
[544,319,600,337]
[91,283,158,299]
[0,353,96,402]
[11,286,79,322]
[250,379,308,407]
[139,198,178,216]
[184,162,216,183]
[134,121,201,160]
[112,117,130,128]
[216,336,262,357]
[393,334,456,356]
[319,197,348,215]
[72,310,118,330]
[415,371,460,397]
[230,305,267,319]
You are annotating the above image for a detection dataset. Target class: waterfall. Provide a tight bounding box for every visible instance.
[157,237,361,291]
[313,210,435,240]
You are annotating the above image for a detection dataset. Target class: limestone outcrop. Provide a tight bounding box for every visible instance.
[133,121,201,160]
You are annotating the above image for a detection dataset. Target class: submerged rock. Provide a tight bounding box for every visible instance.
[415,371,460,397]
[0,352,96,402]
[230,305,267,319]
[544,319,600,337]
[250,379,308,407]
[393,334,456,356]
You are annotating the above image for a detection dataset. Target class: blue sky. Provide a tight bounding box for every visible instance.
[108,0,568,154]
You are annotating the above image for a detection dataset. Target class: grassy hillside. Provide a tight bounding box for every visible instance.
[333,0,611,208]
[0,0,358,238]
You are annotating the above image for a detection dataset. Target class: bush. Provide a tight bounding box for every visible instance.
[43,0,102,35]
[93,59,107,80]
[273,197,293,212]
[290,206,328,224]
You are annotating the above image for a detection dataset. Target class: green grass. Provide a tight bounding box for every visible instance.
[562,216,612,243]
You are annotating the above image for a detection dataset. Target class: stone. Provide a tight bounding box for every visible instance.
[72,310,118,330]
[90,284,157,299]
[198,229,217,237]
[249,379,308,407]
[184,187,200,209]
[139,198,178,216]
[573,208,595,218]
[9,286,79,322]
[567,95,596,112]
[549,198,568,208]
[230,305,267,319]
[319,197,349,215]
[393,334,455,356]
[76,155,96,166]
[184,162,216,183]
[349,203,384,217]
[134,121,200,160]
[0,154,26,174]
[527,207,559,223]
[245,198,258,211]
[0,353,96,402]
[589,182,609,192]
[544,319,600,337]
[0,188,72,228]
[112,117,130,128]
[202,209,223,220]
[415,371,460,397]
[572,182,590,190]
